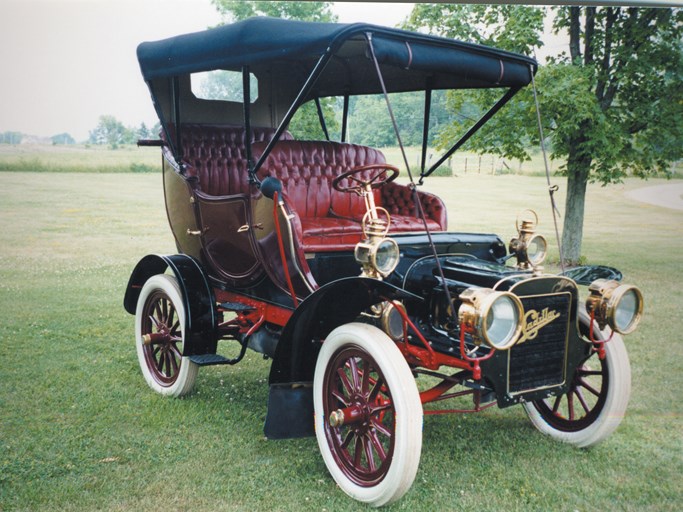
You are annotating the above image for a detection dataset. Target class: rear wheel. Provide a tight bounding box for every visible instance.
[523,312,631,447]
[313,323,422,507]
[135,274,198,397]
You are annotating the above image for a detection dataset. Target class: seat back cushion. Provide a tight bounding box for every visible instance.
[175,124,292,196]
[251,140,386,219]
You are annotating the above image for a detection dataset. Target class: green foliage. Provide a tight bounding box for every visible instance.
[288,99,339,140]
[212,0,337,23]
[88,115,137,149]
[0,131,23,144]
[405,4,683,263]
[51,133,75,145]
[403,4,544,55]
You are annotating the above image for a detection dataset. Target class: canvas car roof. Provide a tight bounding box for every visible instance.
[137,17,537,97]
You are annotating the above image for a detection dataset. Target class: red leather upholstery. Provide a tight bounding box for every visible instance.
[252,140,447,252]
[176,124,293,196]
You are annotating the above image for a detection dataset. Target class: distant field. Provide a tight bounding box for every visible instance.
[1,171,681,511]
[0,143,161,173]
[1,143,680,179]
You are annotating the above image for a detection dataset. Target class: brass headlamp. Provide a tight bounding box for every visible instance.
[355,208,399,278]
[586,279,644,334]
[458,287,524,350]
[509,209,547,270]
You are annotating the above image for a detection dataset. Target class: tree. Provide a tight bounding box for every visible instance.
[212,0,336,23]
[211,1,339,140]
[89,115,135,148]
[51,133,75,145]
[0,131,23,144]
[405,5,683,265]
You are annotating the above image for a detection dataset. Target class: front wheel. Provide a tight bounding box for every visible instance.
[523,311,631,447]
[135,274,198,397]
[313,323,423,507]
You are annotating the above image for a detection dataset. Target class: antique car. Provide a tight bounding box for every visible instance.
[124,17,644,506]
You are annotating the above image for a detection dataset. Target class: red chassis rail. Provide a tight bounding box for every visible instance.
[212,290,498,415]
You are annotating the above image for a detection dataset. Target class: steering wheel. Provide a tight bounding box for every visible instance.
[332,164,400,194]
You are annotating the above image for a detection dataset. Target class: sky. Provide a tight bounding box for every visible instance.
[0,0,416,141]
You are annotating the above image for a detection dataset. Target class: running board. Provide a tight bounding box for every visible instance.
[188,354,241,366]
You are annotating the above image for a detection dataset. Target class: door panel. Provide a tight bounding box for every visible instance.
[196,193,263,286]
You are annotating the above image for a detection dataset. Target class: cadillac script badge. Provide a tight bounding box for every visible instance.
[518,307,561,344]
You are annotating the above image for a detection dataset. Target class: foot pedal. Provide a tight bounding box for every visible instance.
[188,354,235,366]
[219,301,255,313]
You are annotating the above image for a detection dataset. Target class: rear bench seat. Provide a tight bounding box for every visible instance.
[173,123,293,196]
[252,140,447,252]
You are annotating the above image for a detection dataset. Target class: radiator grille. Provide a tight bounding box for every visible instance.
[508,293,571,394]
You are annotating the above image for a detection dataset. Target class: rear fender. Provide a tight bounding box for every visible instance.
[123,254,218,355]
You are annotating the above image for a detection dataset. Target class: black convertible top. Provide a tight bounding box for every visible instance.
[137,17,537,96]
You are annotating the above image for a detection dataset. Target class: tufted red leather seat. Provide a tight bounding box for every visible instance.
[174,124,293,196]
[252,140,447,252]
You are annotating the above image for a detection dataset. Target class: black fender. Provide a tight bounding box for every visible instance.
[264,276,419,439]
[560,265,623,286]
[123,254,218,355]
[269,276,420,385]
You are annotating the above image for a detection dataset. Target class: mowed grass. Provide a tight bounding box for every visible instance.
[1,170,682,511]
[0,144,161,173]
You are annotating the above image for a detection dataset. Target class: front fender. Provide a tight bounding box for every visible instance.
[268,277,419,385]
[123,254,217,355]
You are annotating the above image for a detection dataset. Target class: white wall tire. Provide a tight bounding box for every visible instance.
[313,323,423,507]
[135,274,198,397]
[523,311,631,448]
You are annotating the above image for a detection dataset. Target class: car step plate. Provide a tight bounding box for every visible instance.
[188,354,237,366]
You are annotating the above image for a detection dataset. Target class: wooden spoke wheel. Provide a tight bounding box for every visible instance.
[135,274,198,397]
[523,311,631,447]
[314,323,422,506]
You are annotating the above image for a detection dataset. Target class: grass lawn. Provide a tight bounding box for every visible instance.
[1,169,681,511]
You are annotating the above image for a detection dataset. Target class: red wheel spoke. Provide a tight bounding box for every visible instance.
[331,389,350,407]
[368,376,385,402]
[169,343,182,360]
[353,436,363,468]
[567,392,576,420]
[360,362,371,395]
[340,429,354,450]
[170,353,179,373]
[575,388,591,415]
[577,378,601,398]
[551,395,563,413]
[337,367,354,397]
[579,369,602,377]
[370,402,392,415]
[370,416,392,438]
[368,429,387,462]
[149,315,161,331]
[348,358,360,390]
[160,299,168,322]
[362,435,377,472]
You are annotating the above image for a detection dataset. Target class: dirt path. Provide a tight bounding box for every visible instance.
[625,182,683,211]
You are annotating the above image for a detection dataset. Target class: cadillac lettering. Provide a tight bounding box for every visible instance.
[519,307,562,344]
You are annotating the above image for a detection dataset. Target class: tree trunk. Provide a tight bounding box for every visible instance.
[561,143,592,266]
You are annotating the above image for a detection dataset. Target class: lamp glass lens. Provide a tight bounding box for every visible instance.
[485,295,519,348]
[375,239,399,273]
[527,235,547,265]
[615,289,639,332]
